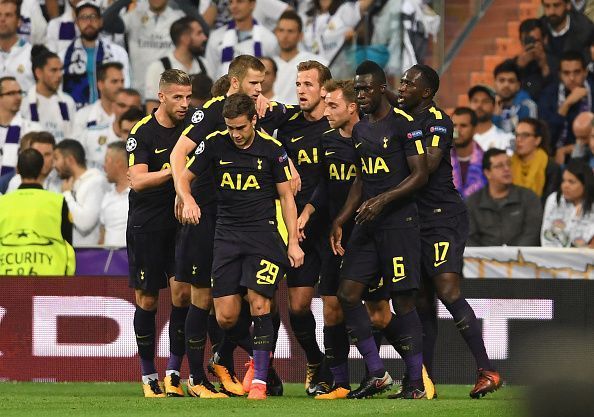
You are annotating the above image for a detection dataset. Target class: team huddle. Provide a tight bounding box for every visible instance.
[125,54,502,401]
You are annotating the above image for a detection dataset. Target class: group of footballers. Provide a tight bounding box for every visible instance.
[125,54,503,401]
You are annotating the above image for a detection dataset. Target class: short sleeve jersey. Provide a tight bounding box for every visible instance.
[353,108,425,228]
[126,113,181,231]
[320,128,358,219]
[275,111,330,209]
[183,97,297,209]
[415,104,466,220]
[188,129,292,231]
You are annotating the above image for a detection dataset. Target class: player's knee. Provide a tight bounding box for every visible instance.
[288,301,310,316]
[135,292,158,311]
[437,287,461,306]
[392,291,417,315]
[367,306,391,329]
[337,287,359,308]
[323,300,343,325]
[216,311,238,330]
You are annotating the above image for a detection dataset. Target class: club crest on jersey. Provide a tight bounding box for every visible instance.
[195,141,205,155]
[98,135,107,145]
[407,130,423,139]
[126,137,137,152]
[191,110,204,124]
[430,126,447,134]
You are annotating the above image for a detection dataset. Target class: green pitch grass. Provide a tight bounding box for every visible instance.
[0,382,524,417]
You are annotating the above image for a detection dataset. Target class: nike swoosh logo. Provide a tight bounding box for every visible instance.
[154,148,168,154]
[219,160,233,165]
[291,136,304,143]
[355,142,362,148]
[392,276,406,283]
[433,260,447,267]
[325,151,335,156]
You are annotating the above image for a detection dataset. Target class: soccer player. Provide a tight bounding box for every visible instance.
[297,79,392,399]
[177,93,304,400]
[170,55,294,397]
[126,69,192,398]
[274,60,334,395]
[395,64,502,399]
[329,61,428,399]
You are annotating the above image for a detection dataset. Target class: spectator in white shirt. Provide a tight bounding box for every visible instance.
[60,0,130,108]
[272,10,326,104]
[0,0,35,93]
[205,0,278,79]
[21,46,77,143]
[541,160,594,248]
[213,0,290,31]
[53,138,107,246]
[46,0,81,54]
[99,141,128,246]
[468,85,515,154]
[144,16,208,113]
[117,0,185,94]
[80,84,142,169]
[73,61,124,137]
[0,77,41,181]
[6,131,62,193]
[18,0,48,45]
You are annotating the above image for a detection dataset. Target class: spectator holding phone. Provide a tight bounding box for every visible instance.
[514,19,554,102]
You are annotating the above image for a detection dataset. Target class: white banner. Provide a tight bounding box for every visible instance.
[463,247,594,279]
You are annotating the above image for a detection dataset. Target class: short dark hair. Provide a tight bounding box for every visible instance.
[278,10,303,32]
[170,16,200,47]
[30,131,56,147]
[222,93,256,120]
[494,59,521,80]
[560,50,587,69]
[211,74,230,97]
[17,148,44,180]
[191,72,213,101]
[159,68,191,90]
[55,139,86,168]
[228,55,265,82]
[519,18,543,37]
[323,79,357,104]
[98,62,124,81]
[517,117,551,154]
[0,76,17,94]
[297,60,332,85]
[260,56,277,76]
[118,87,141,99]
[355,60,386,85]
[410,64,440,95]
[482,148,507,170]
[31,45,60,81]
[453,107,478,126]
[119,107,145,126]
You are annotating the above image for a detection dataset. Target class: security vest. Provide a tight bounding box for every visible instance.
[0,187,76,275]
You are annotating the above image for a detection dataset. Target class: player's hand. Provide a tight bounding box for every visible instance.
[355,195,387,224]
[61,176,74,192]
[330,221,345,256]
[287,241,305,268]
[174,195,184,222]
[181,196,201,225]
[297,211,310,242]
[255,94,273,118]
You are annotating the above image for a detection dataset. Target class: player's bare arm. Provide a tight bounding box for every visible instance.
[127,164,172,192]
[296,203,315,241]
[425,146,443,174]
[277,181,305,268]
[356,153,428,224]
[170,134,198,190]
[176,167,201,225]
[330,174,363,256]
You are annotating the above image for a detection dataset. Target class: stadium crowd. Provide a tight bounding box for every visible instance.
[1,0,592,249]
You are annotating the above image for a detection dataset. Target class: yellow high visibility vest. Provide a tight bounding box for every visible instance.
[0,187,75,275]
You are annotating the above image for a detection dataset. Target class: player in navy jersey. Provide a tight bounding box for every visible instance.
[177,93,304,401]
[170,55,296,397]
[126,69,192,398]
[396,64,502,399]
[329,61,429,399]
[297,79,394,399]
[274,60,335,395]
